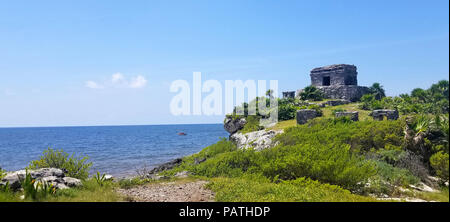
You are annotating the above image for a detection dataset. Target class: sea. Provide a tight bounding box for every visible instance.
[0,124,228,177]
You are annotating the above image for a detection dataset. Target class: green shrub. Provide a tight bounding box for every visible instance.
[373,161,419,187]
[276,118,405,153]
[430,151,449,181]
[28,148,92,180]
[278,103,300,121]
[299,85,324,101]
[258,142,376,190]
[0,167,5,180]
[183,139,375,190]
[240,115,264,133]
[206,174,375,202]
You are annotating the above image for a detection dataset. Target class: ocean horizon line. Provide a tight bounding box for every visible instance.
[0,122,224,129]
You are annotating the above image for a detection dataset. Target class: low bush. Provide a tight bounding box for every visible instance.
[178,137,375,190]
[258,142,376,190]
[373,161,419,187]
[430,151,449,182]
[0,167,5,180]
[206,174,375,202]
[28,148,92,180]
[240,115,264,133]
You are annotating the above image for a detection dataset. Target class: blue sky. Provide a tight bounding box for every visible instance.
[0,0,448,127]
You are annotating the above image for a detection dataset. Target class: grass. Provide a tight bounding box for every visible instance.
[269,102,373,131]
[404,187,449,202]
[206,175,377,202]
[267,119,296,131]
[0,178,123,202]
[320,103,372,121]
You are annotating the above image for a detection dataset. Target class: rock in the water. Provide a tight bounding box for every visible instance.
[0,168,82,191]
[230,130,283,151]
[369,109,399,120]
[296,109,318,125]
[104,174,114,181]
[335,111,359,121]
[224,117,247,135]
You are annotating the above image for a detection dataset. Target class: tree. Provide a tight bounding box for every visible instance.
[299,85,323,101]
[266,89,274,98]
[369,83,386,100]
[411,88,428,103]
[429,80,449,100]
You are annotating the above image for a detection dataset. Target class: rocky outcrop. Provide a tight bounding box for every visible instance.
[0,168,82,191]
[370,109,399,120]
[335,111,359,121]
[147,158,182,176]
[296,109,318,124]
[230,130,283,151]
[224,117,247,135]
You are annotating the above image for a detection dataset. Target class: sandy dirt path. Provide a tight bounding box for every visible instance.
[117,180,215,202]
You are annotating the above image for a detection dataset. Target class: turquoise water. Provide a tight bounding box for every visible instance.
[0,124,227,177]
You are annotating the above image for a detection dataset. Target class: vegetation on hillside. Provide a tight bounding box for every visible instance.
[167,80,449,201]
[1,80,448,202]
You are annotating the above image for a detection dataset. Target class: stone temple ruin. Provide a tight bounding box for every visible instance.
[291,64,371,102]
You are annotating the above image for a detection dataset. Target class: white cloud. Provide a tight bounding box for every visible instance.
[85,73,148,89]
[129,75,148,88]
[111,73,125,84]
[85,81,104,89]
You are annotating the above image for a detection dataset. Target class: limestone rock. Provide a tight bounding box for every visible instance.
[63,177,82,187]
[409,182,438,193]
[224,117,247,135]
[0,168,82,191]
[369,109,399,120]
[296,109,318,125]
[230,130,283,151]
[335,111,359,121]
[146,158,183,179]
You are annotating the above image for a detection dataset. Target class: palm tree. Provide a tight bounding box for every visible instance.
[265,89,274,98]
[299,85,323,101]
[411,88,429,103]
[369,83,386,100]
[429,80,449,100]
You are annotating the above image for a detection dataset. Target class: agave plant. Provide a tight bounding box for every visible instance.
[0,181,10,193]
[19,170,56,200]
[413,114,431,136]
[19,170,39,200]
[94,171,107,186]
